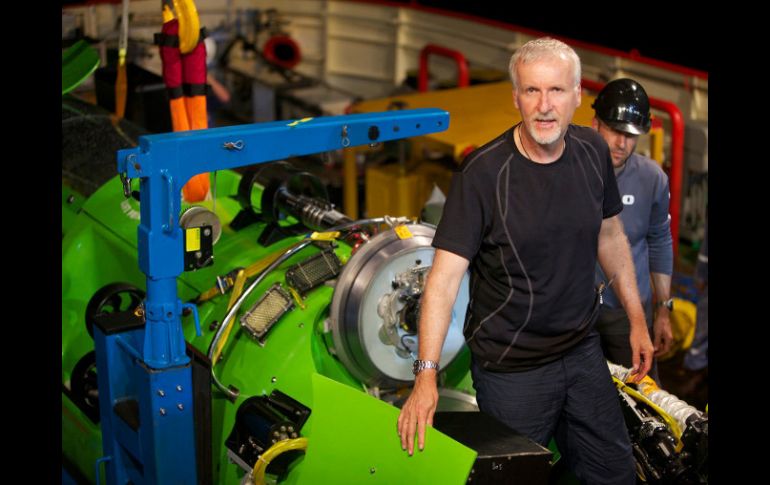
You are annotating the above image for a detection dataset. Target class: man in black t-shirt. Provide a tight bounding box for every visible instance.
[397,38,654,485]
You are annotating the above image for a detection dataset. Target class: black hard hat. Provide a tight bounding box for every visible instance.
[592,78,651,135]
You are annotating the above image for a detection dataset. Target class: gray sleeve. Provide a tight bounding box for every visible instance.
[647,166,673,275]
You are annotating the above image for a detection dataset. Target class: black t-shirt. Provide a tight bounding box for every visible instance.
[433,124,622,371]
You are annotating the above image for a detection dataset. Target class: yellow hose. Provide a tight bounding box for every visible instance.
[252,437,308,485]
[612,377,683,451]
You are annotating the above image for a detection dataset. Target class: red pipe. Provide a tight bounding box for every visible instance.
[418,44,470,92]
[581,78,684,258]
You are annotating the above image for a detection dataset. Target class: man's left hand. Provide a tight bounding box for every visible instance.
[653,311,673,357]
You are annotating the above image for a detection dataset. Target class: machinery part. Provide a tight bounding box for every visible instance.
[262,35,301,70]
[396,265,429,334]
[432,411,552,484]
[277,189,352,232]
[251,437,308,485]
[85,282,145,338]
[183,224,215,271]
[210,240,314,399]
[343,230,370,255]
[329,223,469,387]
[240,283,294,343]
[234,162,325,225]
[591,78,651,135]
[232,161,350,244]
[616,387,702,484]
[609,362,707,484]
[70,351,100,423]
[608,362,704,432]
[224,391,310,479]
[377,264,430,358]
[209,217,409,400]
[285,248,342,295]
[180,205,222,244]
[679,414,708,481]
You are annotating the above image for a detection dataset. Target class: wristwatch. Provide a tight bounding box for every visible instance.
[655,298,674,311]
[413,359,440,375]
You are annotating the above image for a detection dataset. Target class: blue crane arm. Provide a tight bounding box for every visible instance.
[115,108,449,368]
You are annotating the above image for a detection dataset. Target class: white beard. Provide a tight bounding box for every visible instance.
[526,122,562,146]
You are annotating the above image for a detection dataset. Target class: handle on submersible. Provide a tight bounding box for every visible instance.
[182,302,202,337]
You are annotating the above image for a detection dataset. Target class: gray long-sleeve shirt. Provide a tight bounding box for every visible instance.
[596,153,673,308]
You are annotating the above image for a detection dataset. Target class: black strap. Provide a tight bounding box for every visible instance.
[167,86,184,99]
[167,84,209,99]
[184,83,208,97]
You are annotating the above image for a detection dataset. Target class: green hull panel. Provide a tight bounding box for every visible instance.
[288,374,476,484]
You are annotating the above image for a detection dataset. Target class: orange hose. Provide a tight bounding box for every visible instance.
[115,63,128,119]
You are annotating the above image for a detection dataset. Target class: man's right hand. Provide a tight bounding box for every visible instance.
[397,370,439,455]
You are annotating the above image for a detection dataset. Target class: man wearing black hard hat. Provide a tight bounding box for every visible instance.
[592,79,674,380]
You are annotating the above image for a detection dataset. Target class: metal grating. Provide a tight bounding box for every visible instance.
[240,283,294,343]
[285,249,342,295]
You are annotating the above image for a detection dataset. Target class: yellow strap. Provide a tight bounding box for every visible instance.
[212,269,247,363]
[244,243,301,279]
[310,231,340,241]
[196,242,303,303]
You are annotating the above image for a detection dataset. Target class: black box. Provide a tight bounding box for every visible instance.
[433,411,552,484]
[95,62,172,134]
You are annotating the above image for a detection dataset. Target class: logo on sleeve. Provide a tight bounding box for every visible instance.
[622,195,635,205]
